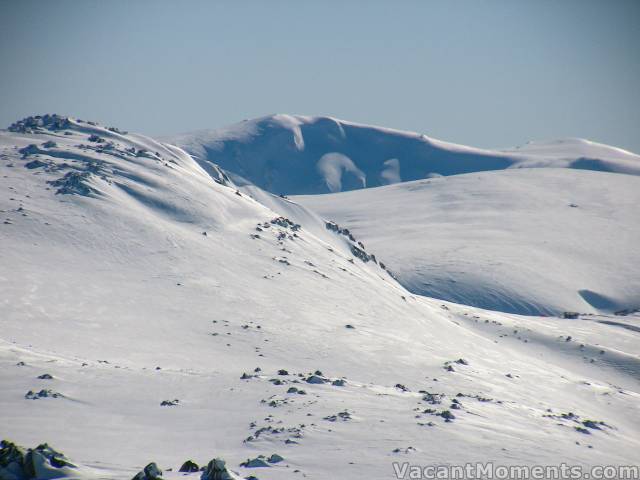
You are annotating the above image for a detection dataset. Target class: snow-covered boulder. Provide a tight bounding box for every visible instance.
[200,458,239,480]
[0,440,78,480]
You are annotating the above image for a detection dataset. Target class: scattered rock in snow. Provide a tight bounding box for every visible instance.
[132,462,163,480]
[36,374,53,380]
[267,453,284,464]
[0,439,78,480]
[8,114,72,134]
[240,456,270,468]
[286,387,306,395]
[246,423,305,445]
[313,269,329,278]
[107,126,128,135]
[270,217,300,231]
[324,410,352,422]
[160,399,179,407]
[19,144,41,158]
[582,420,604,430]
[47,171,99,196]
[305,375,327,384]
[438,410,456,422]
[88,134,105,143]
[392,446,417,454]
[261,397,290,408]
[543,411,610,434]
[417,421,436,427]
[350,244,374,263]
[24,389,63,400]
[24,159,49,170]
[179,460,200,472]
[421,392,444,405]
[325,221,355,241]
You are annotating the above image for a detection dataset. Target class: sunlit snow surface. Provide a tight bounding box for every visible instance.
[1,117,639,479]
[295,169,640,316]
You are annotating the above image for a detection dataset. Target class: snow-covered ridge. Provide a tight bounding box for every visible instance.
[4,114,233,197]
[166,114,640,195]
[2,114,640,478]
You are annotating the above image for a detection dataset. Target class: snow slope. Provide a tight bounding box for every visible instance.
[295,168,640,316]
[166,114,640,195]
[1,116,640,479]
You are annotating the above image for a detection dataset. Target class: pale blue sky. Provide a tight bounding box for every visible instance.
[1,0,638,152]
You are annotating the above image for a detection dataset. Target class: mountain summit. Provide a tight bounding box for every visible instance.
[166,114,640,195]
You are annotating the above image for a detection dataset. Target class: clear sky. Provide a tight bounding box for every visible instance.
[1,0,638,152]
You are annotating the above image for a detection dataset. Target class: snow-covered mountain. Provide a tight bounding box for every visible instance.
[166,114,640,195]
[2,115,640,479]
[295,168,640,316]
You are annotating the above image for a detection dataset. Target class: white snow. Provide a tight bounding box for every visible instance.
[1,116,639,479]
[316,152,366,192]
[270,114,305,151]
[380,158,401,185]
[165,114,640,195]
[295,168,640,316]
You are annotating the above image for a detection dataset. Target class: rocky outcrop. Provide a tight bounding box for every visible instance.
[131,462,162,480]
[47,169,105,196]
[8,115,72,134]
[24,390,63,400]
[0,440,77,480]
[270,217,301,231]
[326,221,381,265]
[178,460,199,473]
[200,458,238,480]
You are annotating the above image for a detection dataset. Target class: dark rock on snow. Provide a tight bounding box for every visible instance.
[132,462,163,480]
[0,439,77,480]
[179,460,199,472]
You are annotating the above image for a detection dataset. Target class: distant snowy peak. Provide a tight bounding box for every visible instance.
[166,114,640,195]
[506,137,639,159]
[502,137,640,174]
